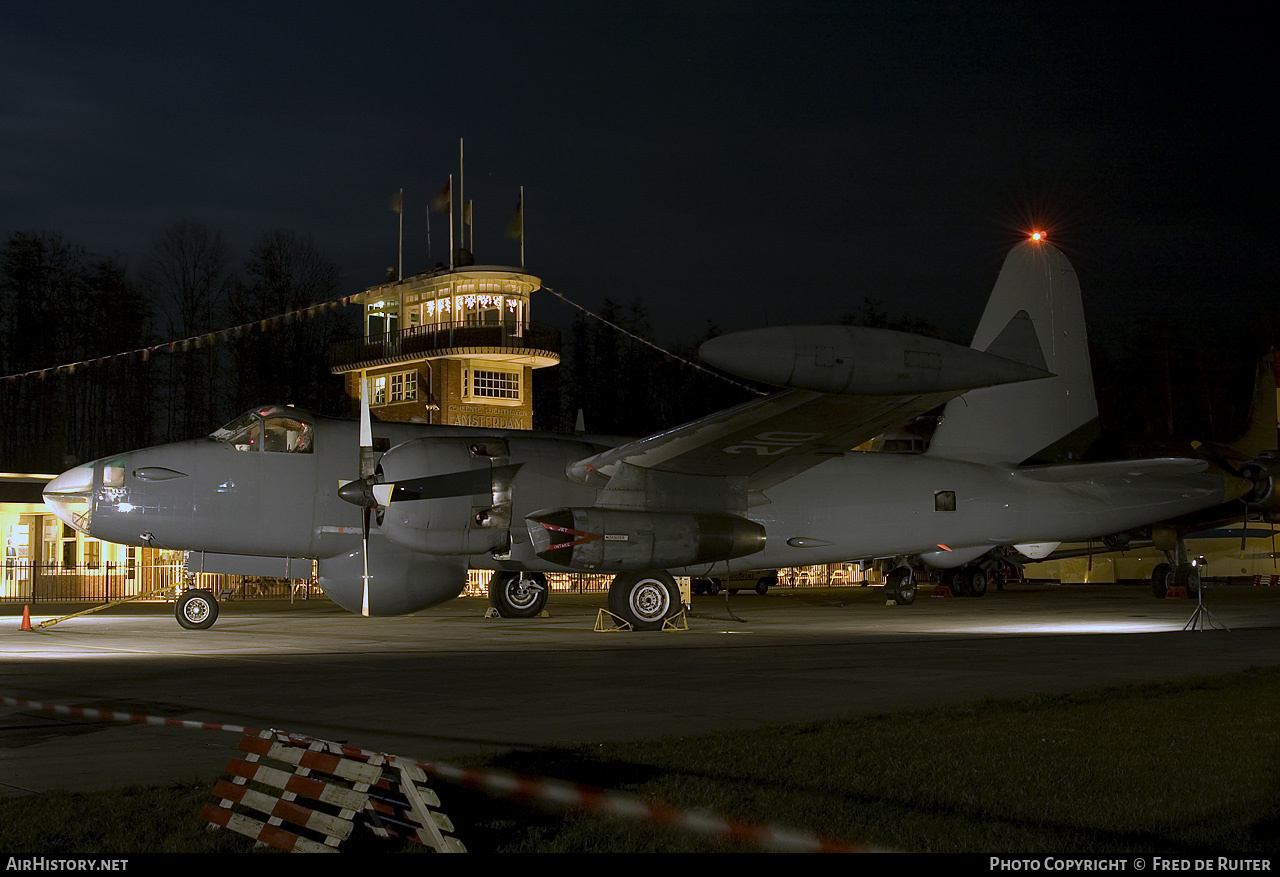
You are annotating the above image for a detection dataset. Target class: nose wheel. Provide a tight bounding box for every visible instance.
[175,589,219,630]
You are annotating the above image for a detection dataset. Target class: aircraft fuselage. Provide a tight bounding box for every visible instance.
[50,414,1233,596]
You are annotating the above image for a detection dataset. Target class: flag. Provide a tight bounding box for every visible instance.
[463,200,472,228]
[390,189,403,214]
[431,179,451,213]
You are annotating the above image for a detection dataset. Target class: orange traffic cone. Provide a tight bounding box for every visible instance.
[20,605,32,631]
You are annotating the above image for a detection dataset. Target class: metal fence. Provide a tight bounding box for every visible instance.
[460,564,872,596]
[0,562,318,604]
[4,562,871,604]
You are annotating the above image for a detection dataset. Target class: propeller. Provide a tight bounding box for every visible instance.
[335,375,385,616]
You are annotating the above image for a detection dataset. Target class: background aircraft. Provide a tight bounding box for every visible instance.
[44,237,1259,629]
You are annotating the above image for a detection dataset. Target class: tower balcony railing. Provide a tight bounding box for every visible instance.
[329,320,561,372]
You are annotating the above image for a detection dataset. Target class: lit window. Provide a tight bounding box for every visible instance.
[463,364,521,403]
[471,369,520,400]
[389,371,418,403]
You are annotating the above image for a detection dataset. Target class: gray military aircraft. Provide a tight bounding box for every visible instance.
[44,236,1262,629]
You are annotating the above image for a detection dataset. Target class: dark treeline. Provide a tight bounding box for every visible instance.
[0,223,357,473]
[531,299,761,438]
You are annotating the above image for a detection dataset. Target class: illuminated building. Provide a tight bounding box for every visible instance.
[328,264,560,428]
[1,473,140,601]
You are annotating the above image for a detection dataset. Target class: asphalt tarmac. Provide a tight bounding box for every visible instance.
[2,583,1279,798]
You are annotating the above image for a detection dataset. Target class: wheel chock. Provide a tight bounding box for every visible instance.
[661,610,689,631]
[1165,587,1189,600]
[485,608,552,619]
[595,609,633,632]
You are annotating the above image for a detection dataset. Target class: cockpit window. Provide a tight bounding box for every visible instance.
[263,416,313,453]
[212,413,262,451]
[212,408,314,453]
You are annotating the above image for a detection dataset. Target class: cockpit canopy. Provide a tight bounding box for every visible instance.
[211,406,314,454]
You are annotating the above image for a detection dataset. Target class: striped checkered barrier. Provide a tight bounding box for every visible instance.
[203,730,465,853]
[0,694,866,853]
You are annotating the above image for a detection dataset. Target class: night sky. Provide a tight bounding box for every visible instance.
[2,2,1271,347]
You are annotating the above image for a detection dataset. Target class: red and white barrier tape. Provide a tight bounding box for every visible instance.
[0,694,867,852]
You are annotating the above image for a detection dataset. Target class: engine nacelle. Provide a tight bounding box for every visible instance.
[377,437,513,555]
[317,534,467,616]
[526,507,766,570]
[1242,461,1279,515]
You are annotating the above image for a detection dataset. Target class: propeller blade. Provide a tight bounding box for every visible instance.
[361,505,371,617]
[358,373,374,616]
[359,374,375,479]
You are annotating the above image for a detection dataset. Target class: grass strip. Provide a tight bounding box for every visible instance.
[2,667,1277,853]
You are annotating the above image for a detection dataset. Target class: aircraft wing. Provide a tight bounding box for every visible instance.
[568,323,1058,495]
[568,387,961,491]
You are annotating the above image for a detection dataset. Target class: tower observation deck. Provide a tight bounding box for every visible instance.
[329,263,560,430]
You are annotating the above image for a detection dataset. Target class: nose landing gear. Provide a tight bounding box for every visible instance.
[175,589,219,630]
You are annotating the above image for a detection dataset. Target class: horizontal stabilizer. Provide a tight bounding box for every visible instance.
[1015,457,1212,484]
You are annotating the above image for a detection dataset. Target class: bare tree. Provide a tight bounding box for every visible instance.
[227,229,352,415]
[141,220,233,440]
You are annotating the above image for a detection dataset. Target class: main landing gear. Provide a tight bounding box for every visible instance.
[941,565,989,597]
[487,571,550,618]
[607,570,683,630]
[884,566,917,604]
[1147,529,1201,599]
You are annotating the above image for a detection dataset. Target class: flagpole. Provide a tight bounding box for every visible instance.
[397,187,404,281]
[458,138,465,259]
[448,174,455,270]
[520,185,525,267]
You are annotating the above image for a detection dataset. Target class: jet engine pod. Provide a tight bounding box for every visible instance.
[376,437,516,556]
[317,534,467,615]
[526,507,765,570]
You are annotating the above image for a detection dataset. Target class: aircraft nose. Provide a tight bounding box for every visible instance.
[44,462,96,534]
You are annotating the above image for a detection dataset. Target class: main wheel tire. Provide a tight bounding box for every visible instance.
[175,589,219,630]
[1151,562,1172,599]
[1174,563,1201,596]
[888,567,916,605]
[968,568,988,597]
[608,571,680,631]
[488,571,548,618]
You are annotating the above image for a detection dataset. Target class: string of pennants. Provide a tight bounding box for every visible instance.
[540,284,769,397]
[1,295,361,384]
[1,282,763,395]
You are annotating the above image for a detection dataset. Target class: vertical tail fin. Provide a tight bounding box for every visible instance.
[1227,349,1279,460]
[926,240,1098,464]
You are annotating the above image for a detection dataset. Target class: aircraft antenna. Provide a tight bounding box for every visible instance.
[540,285,768,397]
